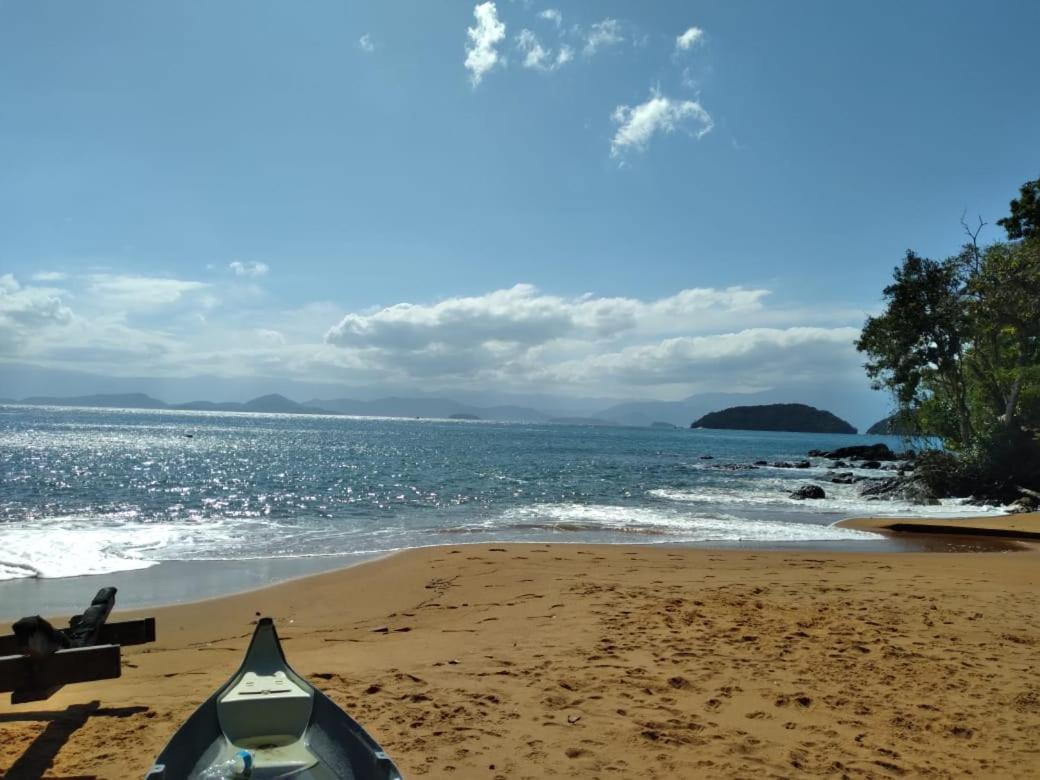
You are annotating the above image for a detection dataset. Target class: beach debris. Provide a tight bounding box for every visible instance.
[789,485,826,500]
[567,714,582,724]
[370,626,390,634]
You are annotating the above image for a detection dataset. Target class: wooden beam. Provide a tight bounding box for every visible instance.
[0,644,122,702]
[0,617,156,656]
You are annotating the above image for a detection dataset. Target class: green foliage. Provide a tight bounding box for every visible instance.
[997,176,1040,240]
[858,176,1040,500]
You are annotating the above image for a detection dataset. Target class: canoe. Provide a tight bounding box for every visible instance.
[145,618,403,779]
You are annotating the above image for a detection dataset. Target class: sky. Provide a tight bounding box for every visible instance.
[2,0,1039,419]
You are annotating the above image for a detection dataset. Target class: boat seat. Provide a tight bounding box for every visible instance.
[219,670,313,746]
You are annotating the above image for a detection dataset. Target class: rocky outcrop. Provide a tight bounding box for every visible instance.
[790,485,826,500]
[808,444,902,461]
[859,476,939,505]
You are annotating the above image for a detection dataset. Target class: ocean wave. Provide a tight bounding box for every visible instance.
[649,484,1007,517]
[441,503,879,542]
[0,512,254,581]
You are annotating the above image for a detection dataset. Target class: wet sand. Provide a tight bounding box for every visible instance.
[3,541,1040,779]
[839,510,1040,538]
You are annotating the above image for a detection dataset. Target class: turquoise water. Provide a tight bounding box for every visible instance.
[0,405,1002,580]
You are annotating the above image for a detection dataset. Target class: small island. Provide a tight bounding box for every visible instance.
[690,403,857,434]
[650,421,678,429]
[866,412,922,436]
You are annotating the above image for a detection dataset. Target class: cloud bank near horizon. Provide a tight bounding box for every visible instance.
[0,271,871,401]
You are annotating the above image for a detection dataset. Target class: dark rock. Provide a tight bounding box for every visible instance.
[812,444,898,461]
[859,476,938,505]
[1009,496,1039,514]
[830,472,856,484]
[860,460,882,469]
[754,460,768,466]
[700,455,715,460]
[712,463,758,471]
[790,485,826,500]
[772,461,792,468]
[830,460,849,469]
[793,460,811,469]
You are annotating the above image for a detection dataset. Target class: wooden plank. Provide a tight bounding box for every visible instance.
[0,644,122,701]
[0,617,157,656]
[98,617,156,646]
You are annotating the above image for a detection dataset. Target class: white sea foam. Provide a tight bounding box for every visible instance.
[448,503,879,542]
[649,482,1007,517]
[0,513,246,581]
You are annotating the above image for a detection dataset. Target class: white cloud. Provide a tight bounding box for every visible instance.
[229,261,269,278]
[320,284,863,394]
[32,271,67,282]
[464,2,506,86]
[539,8,562,27]
[255,328,287,345]
[325,284,769,352]
[539,328,862,388]
[675,26,704,52]
[516,29,571,71]
[583,18,623,56]
[0,274,73,352]
[611,89,714,157]
[87,274,209,308]
[358,33,375,53]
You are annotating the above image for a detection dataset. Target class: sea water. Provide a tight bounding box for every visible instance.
[0,405,1005,582]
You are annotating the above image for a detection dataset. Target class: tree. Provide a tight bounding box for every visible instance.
[856,251,973,447]
[997,175,1040,240]
[858,176,1040,502]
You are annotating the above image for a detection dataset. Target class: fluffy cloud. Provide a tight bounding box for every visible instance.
[321,284,863,394]
[228,261,269,277]
[539,8,562,28]
[358,33,375,53]
[583,18,623,56]
[516,29,572,71]
[675,26,704,52]
[0,274,73,351]
[325,284,769,352]
[464,2,506,86]
[611,89,713,157]
[4,269,868,402]
[537,328,862,388]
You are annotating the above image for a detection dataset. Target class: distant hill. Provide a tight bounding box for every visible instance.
[548,416,617,427]
[305,396,548,422]
[650,421,678,429]
[691,403,857,434]
[20,392,168,409]
[595,386,888,433]
[866,412,923,436]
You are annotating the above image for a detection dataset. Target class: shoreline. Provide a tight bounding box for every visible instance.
[2,541,1039,777]
[838,510,1040,538]
[0,520,1029,619]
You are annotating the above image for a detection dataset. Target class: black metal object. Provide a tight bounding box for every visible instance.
[0,587,156,703]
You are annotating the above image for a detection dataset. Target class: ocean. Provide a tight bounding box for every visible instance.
[0,404,1006,589]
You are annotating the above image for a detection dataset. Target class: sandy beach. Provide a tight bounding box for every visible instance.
[3,520,1040,778]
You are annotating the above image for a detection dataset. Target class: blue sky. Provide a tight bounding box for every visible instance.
[2,0,1039,417]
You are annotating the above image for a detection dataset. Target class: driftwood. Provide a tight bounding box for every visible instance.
[0,587,156,703]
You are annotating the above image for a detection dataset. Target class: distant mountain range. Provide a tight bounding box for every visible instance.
[1,389,888,433]
[7,392,559,422]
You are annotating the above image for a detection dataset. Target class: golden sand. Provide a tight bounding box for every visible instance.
[3,539,1040,778]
